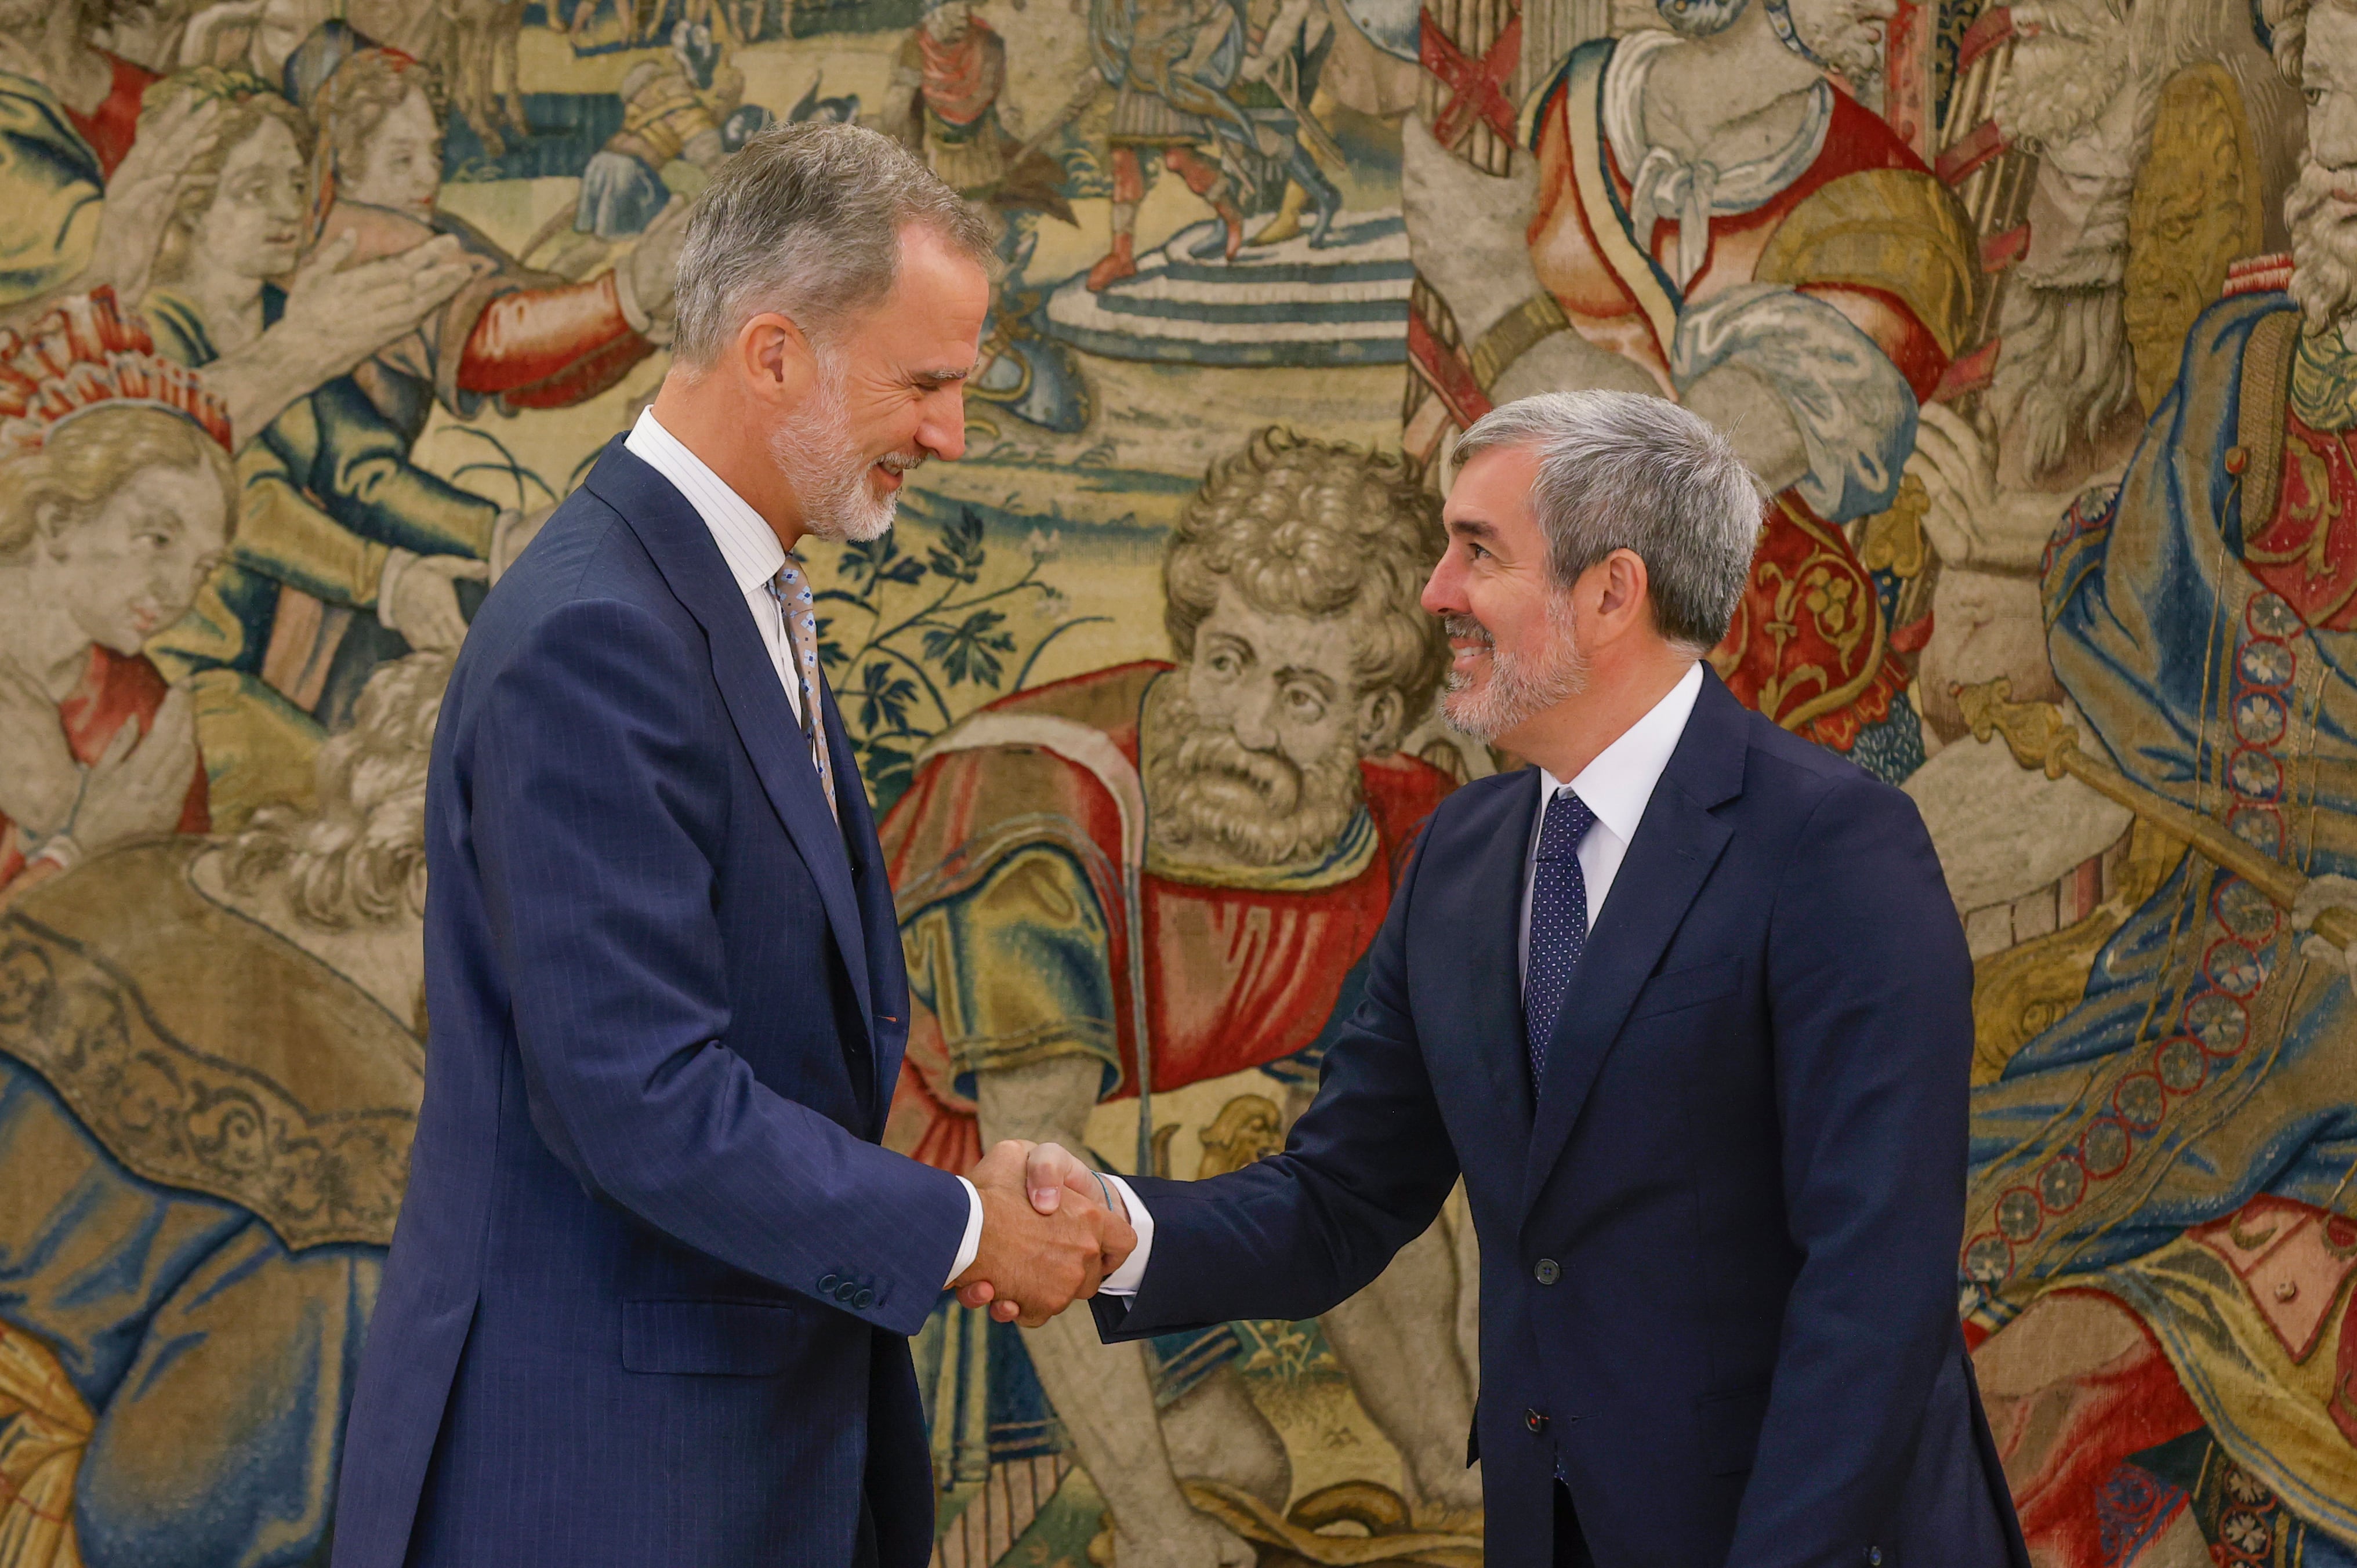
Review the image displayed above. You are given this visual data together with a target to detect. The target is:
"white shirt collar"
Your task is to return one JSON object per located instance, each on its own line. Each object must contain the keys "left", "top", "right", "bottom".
{"left": 624, "top": 407, "right": 785, "bottom": 592}
{"left": 1539, "top": 660, "right": 1705, "bottom": 844}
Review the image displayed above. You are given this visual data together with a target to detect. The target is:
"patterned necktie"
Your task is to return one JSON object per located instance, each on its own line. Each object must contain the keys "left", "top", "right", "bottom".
{"left": 1525, "top": 788, "right": 1597, "bottom": 1087}
{"left": 766, "top": 556, "right": 837, "bottom": 822}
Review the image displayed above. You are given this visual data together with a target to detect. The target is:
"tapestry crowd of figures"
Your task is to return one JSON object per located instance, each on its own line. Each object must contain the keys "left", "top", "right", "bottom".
{"left": 0, "top": 0, "right": 2353, "bottom": 1560}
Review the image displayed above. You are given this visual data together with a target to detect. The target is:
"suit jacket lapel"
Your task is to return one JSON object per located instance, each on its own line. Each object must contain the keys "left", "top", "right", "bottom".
{"left": 1520, "top": 672, "right": 1747, "bottom": 1219}
{"left": 1450, "top": 769, "right": 1541, "bottom": 1142}
{"left": 585, "top": 440, "right": 876, "bottom": 1033}
{"left": 817, "top": 668, "right": 908, "bottom": 1127}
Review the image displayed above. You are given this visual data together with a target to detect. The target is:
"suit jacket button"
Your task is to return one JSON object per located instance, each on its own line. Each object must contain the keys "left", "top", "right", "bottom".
{"left": 854, "top": 1288, "right": 875, "bottom": 1309}
{"left": 1533, "top": 1258, "right": 1561, "bottom": 1286}
{"left": 819, "top": 1273, "right": 839, "bottom": 1293}
{"left": 1524, "top": 1409, "right": 1549, "bottom": 1433}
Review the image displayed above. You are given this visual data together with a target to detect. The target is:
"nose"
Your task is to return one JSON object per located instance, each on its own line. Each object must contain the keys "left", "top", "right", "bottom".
{"left": 1230, "top": 677, "right": 1279, "bottom": 752}
{"left": 1422, "top": 551, "right": 1466, "bottom": 618}
{"left": 266, "top": 175, "right": 304, "bottom": 224}
{"left": 918, "top": 385, "right": 968, "bottom": 463}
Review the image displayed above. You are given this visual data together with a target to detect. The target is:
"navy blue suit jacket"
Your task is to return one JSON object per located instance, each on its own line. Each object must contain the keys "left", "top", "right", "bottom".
{"left": 1095, "top": 672, "right": 2031, "bottom": 1568}
{"left": 332, "top": 441, "right": 969, "bottom": 1568}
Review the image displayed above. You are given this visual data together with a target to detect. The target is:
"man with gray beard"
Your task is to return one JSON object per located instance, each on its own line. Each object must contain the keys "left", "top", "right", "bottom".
{"left": 1013, "top": 390, "right": 2027, "bottom": 1565}
{"left": 879, "top": 428, "right": 1478, "bottom": 1568}
{"left": 1955, "top": 1, "right": 2357, "bottom": 1555}
{"left": 333, "top": 123, "right": 1136, "bottom": 1568}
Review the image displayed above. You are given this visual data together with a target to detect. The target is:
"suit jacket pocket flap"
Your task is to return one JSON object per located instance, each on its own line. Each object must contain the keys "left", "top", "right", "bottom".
{"left": 1699, "top": 1383, "right": 1772, "bottom": 1475}
{"left": 1630, "top": 957, "right": 1742, "bottom": 1020}
{"left": 622, "top": 1298, "right": 806, "bottom": 1375}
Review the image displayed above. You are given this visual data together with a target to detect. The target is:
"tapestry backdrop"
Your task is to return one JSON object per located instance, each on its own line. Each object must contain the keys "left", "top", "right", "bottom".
{"left": 1, "top": 0, "right": 2351, "bottom": 1560}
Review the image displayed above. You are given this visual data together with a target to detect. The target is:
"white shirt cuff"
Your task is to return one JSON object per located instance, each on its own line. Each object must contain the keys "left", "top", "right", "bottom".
{"left": 1097, "top": 1173, "right": 1153, "bottom": 1296}
{"left": 944, "top": 1175, "right": 983, "bottom": 1288}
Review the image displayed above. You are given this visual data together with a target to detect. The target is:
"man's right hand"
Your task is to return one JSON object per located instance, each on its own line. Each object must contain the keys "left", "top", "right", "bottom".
{"left": 952, "top": 1140, "right": 1136, "bottom": 1327}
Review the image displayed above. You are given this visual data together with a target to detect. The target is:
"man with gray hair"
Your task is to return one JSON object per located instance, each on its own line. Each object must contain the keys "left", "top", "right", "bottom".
{"left": 1007, "top": 391, "right": 2031, "bottom": 1564}
{"left": 332, "top": 121, "right": 1134, "bottom": 1568}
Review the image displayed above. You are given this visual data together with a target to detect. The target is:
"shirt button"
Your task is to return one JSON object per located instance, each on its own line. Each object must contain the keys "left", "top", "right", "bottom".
{"left": 1866, "top": 1549, "right": 1882, "bottom": 1566}
{"left": 1534, "top": 1258, "right": 1561, "bottom": 1286}
{"left": 1524, "top": 1409, "right": 1549, "bottom": 1433}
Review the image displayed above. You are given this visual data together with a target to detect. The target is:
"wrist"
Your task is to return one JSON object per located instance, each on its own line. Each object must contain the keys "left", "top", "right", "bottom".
{"left": 1088, "top": 1167, "right": 1123, "bottom": 1222}
{"left": 31, "top": 832, "right": 84, "bottom": 875}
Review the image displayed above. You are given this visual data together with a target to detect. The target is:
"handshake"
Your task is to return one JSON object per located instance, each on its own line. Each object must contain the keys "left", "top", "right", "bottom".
{"left": 949, "top": 1140, "right": 1136, "bottom": 1327}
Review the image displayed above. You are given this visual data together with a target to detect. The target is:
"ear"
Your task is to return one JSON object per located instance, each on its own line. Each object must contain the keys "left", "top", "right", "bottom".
{"left": 1356, "top": 686, "right": 1406, "bottom": 756}
{"left": 734, "top": 310, "right": 822, "bottom": 407}
{"left": 1591, "top": 548, "right": 1653, "bottom": 638}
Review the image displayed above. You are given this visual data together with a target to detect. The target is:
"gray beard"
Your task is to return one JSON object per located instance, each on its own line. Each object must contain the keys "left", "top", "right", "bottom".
{"left": 1988, "top": 284, "right": 2137, "bottom": 481}
{"left": 2289, "top": 159, "right": 2357, "bottom": 336}
{"left": 1437, "top": 605, "right": 1588, "bottom": 742}
{"left": 1142, "top": 680, "right": 1367, "bottom": 869}
{"left": 767, "top": 357, "right": 907, "bottom": 545}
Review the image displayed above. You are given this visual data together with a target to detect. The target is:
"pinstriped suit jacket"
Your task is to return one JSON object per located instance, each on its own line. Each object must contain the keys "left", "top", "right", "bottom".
{"left": 332, "top": 438, "right": 967, "bottom": 1568}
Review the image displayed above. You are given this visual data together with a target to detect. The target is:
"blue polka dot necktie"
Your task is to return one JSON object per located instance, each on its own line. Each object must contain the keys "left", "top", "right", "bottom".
{"left": 766, "top": 555, "right": 837, "bottom": 822}
{"left": 1525, "top": 788, "right": 1597, "bottom": 1087}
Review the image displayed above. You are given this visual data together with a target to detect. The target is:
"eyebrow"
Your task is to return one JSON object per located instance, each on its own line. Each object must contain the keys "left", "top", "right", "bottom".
{"left": 1445, "top": 517, "right": 1500, "bottom": 541}
{"left": 914, "top": 362, "right": 977, "bottom": 387}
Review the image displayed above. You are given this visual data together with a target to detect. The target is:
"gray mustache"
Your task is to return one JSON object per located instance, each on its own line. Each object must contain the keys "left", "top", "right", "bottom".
{"left": 1442, "top": 614, "right": 1493, "bottom": 645}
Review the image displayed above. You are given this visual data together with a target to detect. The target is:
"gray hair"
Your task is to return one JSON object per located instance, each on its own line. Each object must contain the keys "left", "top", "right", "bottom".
{"left": 1453, "top": 391, "right": 1760, "bottom": 653}
{"left": 669, "top": 121, "right": 999, "bottom": 369}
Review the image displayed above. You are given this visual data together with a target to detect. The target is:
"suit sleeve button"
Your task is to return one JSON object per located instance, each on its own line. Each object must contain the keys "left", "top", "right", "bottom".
{"left": 854, "top": 1288, "right": 875, "bottom": 1309}
{"left": 836, "top": 1280, "right": 859, "bottom": 1303}
{"left": 818, "top": 1273, "right": 839, "bottom": 1293}
{"left": 1534, "top": 1258, "right": 1561, "bottom": 1285}
{"left": 1524, "top": 1409, "right": 1549, "bottom": 1433}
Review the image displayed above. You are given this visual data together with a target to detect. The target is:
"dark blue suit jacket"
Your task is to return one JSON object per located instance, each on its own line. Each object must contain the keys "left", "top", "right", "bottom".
{"left": 1095, "top": 672, "right": 2031, "bottom": 1568}
{"left": 332, "top": 441, "right": 969, "bottom": 1568}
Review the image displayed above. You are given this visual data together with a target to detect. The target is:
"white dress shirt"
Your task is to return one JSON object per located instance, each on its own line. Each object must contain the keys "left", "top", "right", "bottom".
{"left": 623, "top": 409, "right": 987, "bottom": 1286}
{"left": 1518, "top": 659, "right": 1703, "bottom": 982}
{"left": 1102, "top": 661, "right": 1705, "bottom": 1297}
